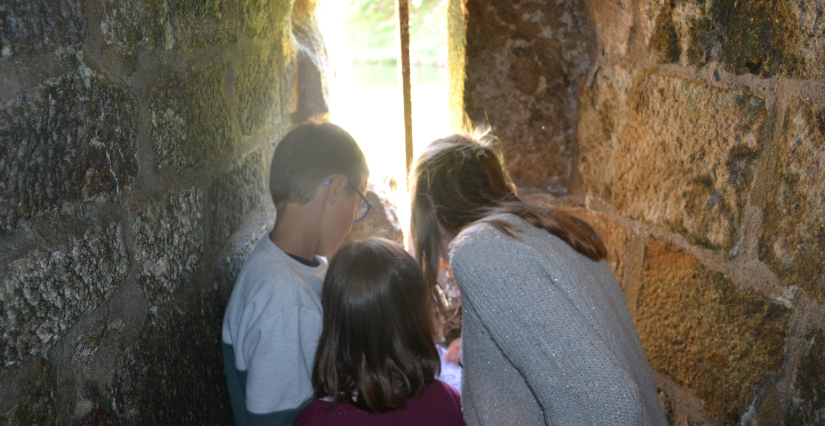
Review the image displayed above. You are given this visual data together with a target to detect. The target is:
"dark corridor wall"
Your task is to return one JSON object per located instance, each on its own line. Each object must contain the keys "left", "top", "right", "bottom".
{"left": 0, "top": 0, "right": 329, "bottom": 423}
{"left": 450, "top": 0, "right": 825, "bottom": 424}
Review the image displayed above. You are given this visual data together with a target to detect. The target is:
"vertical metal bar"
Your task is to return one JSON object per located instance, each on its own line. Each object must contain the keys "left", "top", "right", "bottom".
{"left": 396, "top": 0, "right": 413, "bottom": 188}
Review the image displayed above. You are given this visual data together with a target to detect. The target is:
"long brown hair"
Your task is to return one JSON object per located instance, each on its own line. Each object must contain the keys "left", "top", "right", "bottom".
{"left": 411, "top": 132, "right": 607, "bottom": 293}
{"left": 311, "top": 239, "right": 440, "bottom": 413}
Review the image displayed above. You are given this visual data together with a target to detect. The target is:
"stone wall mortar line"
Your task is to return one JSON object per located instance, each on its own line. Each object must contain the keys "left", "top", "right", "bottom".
{"left": 774, "top": 302, "right": 821, "bottom": 411}
{"left": 585, "top": 196, "right": 787, "bottom": 302}
{"left": 651, "top": 370, "right": 719, "bottom": 425}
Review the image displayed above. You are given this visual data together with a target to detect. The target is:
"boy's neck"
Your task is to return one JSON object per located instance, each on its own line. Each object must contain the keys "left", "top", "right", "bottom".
{"left": 270, "top": 203, "right": 322, "bottom": 261}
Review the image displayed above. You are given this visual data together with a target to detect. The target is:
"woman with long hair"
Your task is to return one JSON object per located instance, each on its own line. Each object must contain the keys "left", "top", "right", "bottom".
{"left": 411, "top": 133, "right": 667, "bottom": 425}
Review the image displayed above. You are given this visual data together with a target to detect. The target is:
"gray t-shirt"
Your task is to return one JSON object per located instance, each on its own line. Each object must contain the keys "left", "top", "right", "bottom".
{"left": 222, "top": 233, "right": 327, "bottom": 426}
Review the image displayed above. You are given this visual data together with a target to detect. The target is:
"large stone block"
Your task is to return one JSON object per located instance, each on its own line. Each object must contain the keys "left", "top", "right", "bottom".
{"left": 463, "top": 0, "right": 596, "bottom": 191}
{"left": 100, "top": 0, "right": 239, "bottom": 52}
{"left": 579, "top": 73, "right": 765, "bottom": 251}
{"left": 759, "top": 99, "right": 825, "bottom": 305}
{"left": 236, "top": 44, "right": 294, "bottom": 136}
{"left": 134, "top": 188, "right": 203, "bottom": 304}
{"left": 0, "top": 224, "right": 128, "bottom": 368}
{"left": 0, "top": 0, "right": 85, "bottom": 57}
{"left": 636, "top": 239, "right": 790, "bottom": 421}
{"left": 109, "top": 287, "right": 231, "bottom": 425}
{"left": 786, "top": 327, "right": 825, "bottom": 425}
{"left": 0, "top": 67, "right": 139, "bottom": 232}
{"left": 149, "top": 64, "right": 234, "bottom": 170}
{"left": 646, "top": 0, "right": 825, "bottom": 79}
{"left": 210, "top": 152, "right": 265, "bottom": 249}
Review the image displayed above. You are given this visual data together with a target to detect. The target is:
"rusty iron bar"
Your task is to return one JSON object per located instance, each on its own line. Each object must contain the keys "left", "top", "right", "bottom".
{"left": 396, "top": 0, "right": 414, "bottom": 188}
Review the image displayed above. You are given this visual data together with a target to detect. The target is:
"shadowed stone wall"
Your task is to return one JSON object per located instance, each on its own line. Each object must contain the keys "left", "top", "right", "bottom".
{"left": 0, "top": 0, "right": 329, "bottom": 424}
{"left": 451, "top": 0, "right": 825, "bottom": 424}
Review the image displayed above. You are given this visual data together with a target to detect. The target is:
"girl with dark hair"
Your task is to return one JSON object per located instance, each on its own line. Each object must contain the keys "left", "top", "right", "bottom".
{"left": 294, "top": 239, "right": 466, "bottom": 426}
{"left": 411, "top": 133, "right": 667, "bottom": 425}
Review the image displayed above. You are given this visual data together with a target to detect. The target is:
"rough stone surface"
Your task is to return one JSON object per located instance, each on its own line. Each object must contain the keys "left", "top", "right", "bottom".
{"left": 149, "top": 64, "right": 233, "bottom": 170}
{"left": 584, "top": 0, "right": 632, "bottom": 57}
{"left": 342, "top": 183, "right": 404, "bottom": 246}
{"left": 463, "top": 0, "right": 596, "bottom": 191}
{"left": 100, "top": 0, "right": 239, "bottom": 52}
{"left": 646, "top": 0, "right": 825, "bottom": 79}
{"left": 0, "top": 364, "right": 56, "bottom": 425}
{"left": 575, "top": 64, "right": 634, "bottom": 202}
{"left": 210, "top": 151, "right": 265, "bottom": 249}
{"left": 242, "top": 0, "right": 293, "bottom": 40}
{"left": 236, "top": 44, "right": 293, "bottom": 136}
{"left": 293, "top": 0, "right": 330, "bottom": 123}
{"left": 0, "top": 224, "right": 128, "bottom": 368}
{"left": 0, "top": 0, "right": 86, "bottom": 57}
{"left": 133, "top": 188, "right": 203, "bottom": 304}
{"left": 636, "top": 238, "right": 790, "bottom": 421}
{"left": 579, "top": 73, "right": 765, "bottom": 251}
{"left": 109, "top": 287, "right": 231, "bottom": 425}
{"left": 759, "top": 99, "right": 825, "bottom": 305}
{"left": 786, "top": 327, "right": 825, "bottom": 425}
{"left": 0, "top": 66, "right": 139, "bottom": 232}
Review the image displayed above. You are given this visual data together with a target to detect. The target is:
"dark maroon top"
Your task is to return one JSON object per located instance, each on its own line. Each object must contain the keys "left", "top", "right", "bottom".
{"left": 294, "top": 380, "right": 466, "bottom": 426}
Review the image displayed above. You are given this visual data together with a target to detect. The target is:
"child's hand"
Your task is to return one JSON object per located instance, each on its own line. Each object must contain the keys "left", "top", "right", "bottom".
{"left": 445, "top": 338, "right": 462, "bottom": 365}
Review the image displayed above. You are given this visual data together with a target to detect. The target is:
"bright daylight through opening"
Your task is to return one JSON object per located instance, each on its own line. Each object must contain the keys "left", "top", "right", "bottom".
{"left": 317, "top": 0, "right": 451, "bottom": 243}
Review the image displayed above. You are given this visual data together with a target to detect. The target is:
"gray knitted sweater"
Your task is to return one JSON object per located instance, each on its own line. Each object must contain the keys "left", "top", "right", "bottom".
{"left": 449, "top": 214, "right": 667, "bottom": 426}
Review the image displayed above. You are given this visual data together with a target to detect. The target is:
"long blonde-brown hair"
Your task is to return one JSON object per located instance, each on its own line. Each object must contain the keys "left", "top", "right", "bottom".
{"left": 411, "top": 132, "right": 607, "bottom": 294}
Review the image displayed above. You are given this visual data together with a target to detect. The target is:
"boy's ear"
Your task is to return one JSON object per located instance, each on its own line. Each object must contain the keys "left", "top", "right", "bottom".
{"left": 325, "top": 174, "right": 349, "bottom": 205}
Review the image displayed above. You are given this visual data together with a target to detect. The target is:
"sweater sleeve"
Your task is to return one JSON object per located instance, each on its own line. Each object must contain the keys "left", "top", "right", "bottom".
{"left": 449, "top": 226, "right": 645, "bottom": 426}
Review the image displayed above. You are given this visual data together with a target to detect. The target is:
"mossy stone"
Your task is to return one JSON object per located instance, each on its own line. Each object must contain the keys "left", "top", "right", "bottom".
{"left": 149, "top": 64, "right": 234, "bottom": 170}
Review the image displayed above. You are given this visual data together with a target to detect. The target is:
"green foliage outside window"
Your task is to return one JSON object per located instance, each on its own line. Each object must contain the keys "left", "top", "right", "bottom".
{"left": 343, "top": 0, "right": 447, "bottom": 64}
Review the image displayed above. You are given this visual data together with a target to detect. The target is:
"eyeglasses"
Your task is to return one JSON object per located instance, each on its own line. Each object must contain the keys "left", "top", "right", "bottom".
{"left": 323, "top": 179, "right": 373, "bottom": 223}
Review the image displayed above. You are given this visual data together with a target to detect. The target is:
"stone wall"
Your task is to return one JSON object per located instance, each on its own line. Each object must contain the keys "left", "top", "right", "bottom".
{"left": 451, "top": 0, "right": 825, "bottom": 424}
{"left": 0, "top": 0, "right": 328, "bottom": 424}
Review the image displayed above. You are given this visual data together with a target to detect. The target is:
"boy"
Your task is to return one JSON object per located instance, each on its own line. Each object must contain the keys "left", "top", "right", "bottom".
{"left": 222, "top": 122, "right": 370, "bottom": 426}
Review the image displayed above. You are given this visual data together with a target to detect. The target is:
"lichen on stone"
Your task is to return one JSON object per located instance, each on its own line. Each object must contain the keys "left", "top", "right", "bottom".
{"left": 100, "top": 0, "right": 239, "bottom": 52}
{"left": 759, "top": 98, "right": 825, "bottom": 305}
{"left": 133, "top": 187, "right": 203, "bottom": 304}
{"left": 210, "top": 152, "right": 265, "bottom": 249}
{"left": 636, "top": 239, "right": 790, "bottom": 422}
{"left": 0, "top": 65, "right": 139, "bottom": 232}
{"left": 647, "top": 0, "right": 824, "bottom": 78}
{"left": 0, "top": 224, "right": 128, "bottom": 368}
{"left": 0, "top": 364, "right": 56, "bottom": 425}
{"left": 0, "top": 0, "right": 86, "bottom": 57}
{"left": 149, "top": 64, "right": 233, "bottom": 170}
